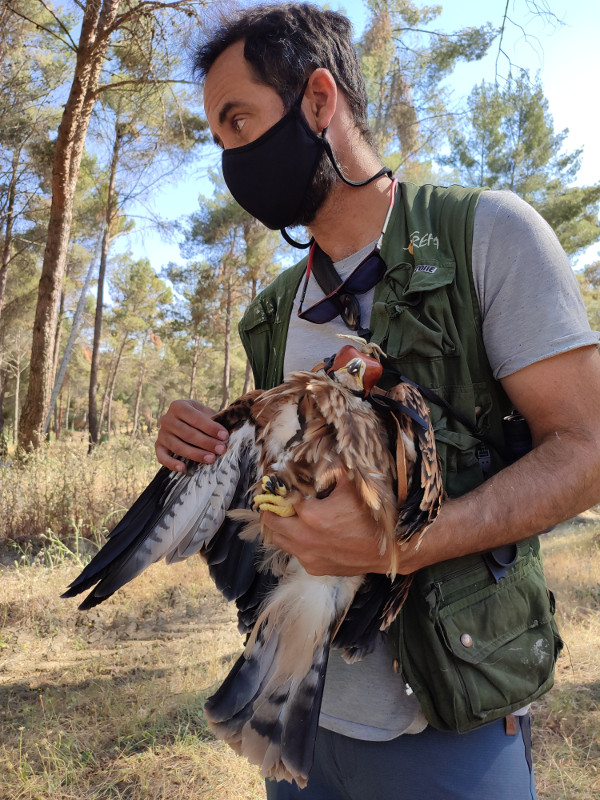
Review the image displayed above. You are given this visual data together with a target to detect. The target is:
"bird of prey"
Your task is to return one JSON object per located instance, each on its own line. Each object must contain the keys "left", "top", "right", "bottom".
{"left": 63, "top": 337, "right": 442, "bottom": 787}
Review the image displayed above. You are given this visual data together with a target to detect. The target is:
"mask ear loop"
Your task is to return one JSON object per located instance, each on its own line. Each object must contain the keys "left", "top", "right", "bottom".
{"left": 279, "top": 80, "right": 317, "bottom": 249}
{"left": 281, "top": 228, "right": 313, "bottom": 249}
{"left": 280, "top": 80, "right": 392, "bottom": 247}
{"left": 320, "top": 128, "right": 392, "bottom": 187}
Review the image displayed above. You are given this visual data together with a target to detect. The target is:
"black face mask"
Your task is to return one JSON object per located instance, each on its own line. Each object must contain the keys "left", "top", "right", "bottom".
{"left": 221, "top": 83, "right": 391, "bottom": 238}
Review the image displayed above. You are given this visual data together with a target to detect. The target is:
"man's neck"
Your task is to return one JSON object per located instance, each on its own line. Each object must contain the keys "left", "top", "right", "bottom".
{"left": 308, "top": 173, "right": 395, "bottom": 262}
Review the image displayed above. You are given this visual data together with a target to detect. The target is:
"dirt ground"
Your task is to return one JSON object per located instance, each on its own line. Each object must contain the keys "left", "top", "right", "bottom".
{"left": 0, "top": 519, "right": 599, "bottom": 799}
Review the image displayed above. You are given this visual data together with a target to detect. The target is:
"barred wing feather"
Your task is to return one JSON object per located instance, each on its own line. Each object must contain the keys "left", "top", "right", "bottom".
{"left": 62, "top": 423, "right": 260, "bottom": 610}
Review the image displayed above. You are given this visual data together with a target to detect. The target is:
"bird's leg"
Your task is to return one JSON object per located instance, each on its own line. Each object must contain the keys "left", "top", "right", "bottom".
{"left": 252, "top": 474, "right": 296, "bottom": 517}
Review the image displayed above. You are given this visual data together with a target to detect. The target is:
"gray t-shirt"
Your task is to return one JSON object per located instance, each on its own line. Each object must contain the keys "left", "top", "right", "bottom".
{"left": 283, "top": 190, "right": 599, "bottom": 741}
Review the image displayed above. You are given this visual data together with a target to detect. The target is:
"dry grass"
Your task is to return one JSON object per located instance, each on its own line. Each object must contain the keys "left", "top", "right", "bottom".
{"left": 0, "top": 556, "right": 264, "bottom": 799}
{"left": 0, "top": 437, "right": 158, "bottom": 548}
{"left": 532, "top": 517, "right": 600, "bottom": 800}
{"left": 0, "top": 513, "right": 598, "bottom": 798}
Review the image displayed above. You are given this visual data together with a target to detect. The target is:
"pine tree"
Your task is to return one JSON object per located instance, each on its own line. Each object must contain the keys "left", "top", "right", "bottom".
{"left": 358, "top": 0, "right": 496, "bottom": 172}
{"left": 445, "top": 72, "right": 600, "bottom": 256}
{"left": 13, "top": 0, "right": 205, "bottom": 450}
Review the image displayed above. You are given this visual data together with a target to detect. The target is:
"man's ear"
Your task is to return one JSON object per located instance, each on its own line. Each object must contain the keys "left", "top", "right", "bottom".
{"left": 302, "top": 68, "right": 337, "bottom": 133}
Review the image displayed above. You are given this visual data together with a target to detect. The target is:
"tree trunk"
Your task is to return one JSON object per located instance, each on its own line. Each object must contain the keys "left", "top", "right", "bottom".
{"left": 89, "top": 122, "right": 122, "bottom": 446}
{"left": 53, "top": 287, "right": 66, "bottom": 389}
{"left": 220, "top": 275, "right": 233, "bottom": 410}
{"left": 53, "top": 399, "right": 59, "bottom": 440}
{"left": 43, "top": 234, "right": 102, "bottom": 435}
{"left": 0, "top": 147, "right": 20, "bottom": 329}
{"left": 18, "top": 0, "right": 122, "bottom": 452}
{"left": 65, "top": 387, "right": 71, "bottom": 433}
{"left": 0, "top": 5, "right": 10, "bottom": 67}
{"left": 13, "top": 353, "right": 21, "bottom": 446}
{"left": 98, "top": 349, "right": 116, "bottom": 434}
{"left": 88, "top": 229, "right": 109, "bottom": 447}
{"left": 131, "top": 359, "right": 145, "bottom": 438}
{"left": 106, "top": 333, "right": 128, "bottom": 440}
{"left": 189, "top": 333, "right": 201, "bottom": 399}
{"left": 0, "top": 369, "right": 6, "bottom": 436}
{"left": 56, "top": 390, "right": 64, "bottom": 440}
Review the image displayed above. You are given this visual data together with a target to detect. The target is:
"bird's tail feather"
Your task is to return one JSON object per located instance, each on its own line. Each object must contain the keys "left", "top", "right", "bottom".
{"left": 204, "top": 567, "right": 360, "bottom": 787}
{"left": 205, "top": 627, "right": 329, "bottom": 787}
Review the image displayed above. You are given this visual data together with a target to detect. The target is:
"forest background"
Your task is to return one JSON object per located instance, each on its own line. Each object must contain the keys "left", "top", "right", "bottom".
{"left": 1, "top": 0, "right": 600, "bottom": 457}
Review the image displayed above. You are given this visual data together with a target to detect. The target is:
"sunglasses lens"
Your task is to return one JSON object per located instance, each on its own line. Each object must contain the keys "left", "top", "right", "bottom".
{"left": 342, "top": 254, "right": 386, "bottom": 293}
{"left": 299, "top": 296, "right": 344, "bottom": 324}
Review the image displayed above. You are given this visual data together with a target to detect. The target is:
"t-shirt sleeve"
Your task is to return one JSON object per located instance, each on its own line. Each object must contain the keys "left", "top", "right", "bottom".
{"left": 471, "top": 190, "right": 599, "bottom": 380}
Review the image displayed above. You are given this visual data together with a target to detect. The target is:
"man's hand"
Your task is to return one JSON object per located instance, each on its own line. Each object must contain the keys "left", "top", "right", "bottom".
{"left": 262, "top": 471, "right": 392, "bottom": 576}
{"left": 155, "top": 399, "right": 229, "bottom": 472}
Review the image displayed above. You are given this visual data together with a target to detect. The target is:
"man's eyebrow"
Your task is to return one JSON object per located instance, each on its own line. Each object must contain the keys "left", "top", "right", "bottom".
{"left": 211, "top": 100, "right": 248, "bottom": 147}
{"left": 219, "top": 100, "right": 242, "bottom": 125}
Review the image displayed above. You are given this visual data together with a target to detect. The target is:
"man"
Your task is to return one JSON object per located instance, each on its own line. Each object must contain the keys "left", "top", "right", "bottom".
{"left": 155, "top": 4, "right": 600, "bottom": 798}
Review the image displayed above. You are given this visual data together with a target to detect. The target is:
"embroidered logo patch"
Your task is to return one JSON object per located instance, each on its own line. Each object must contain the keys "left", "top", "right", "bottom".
{"left": 414, "top": 265, "right": 438, "bottom": 274}
{"left": 404, "top": 231, "right": 440, "bottom": 253}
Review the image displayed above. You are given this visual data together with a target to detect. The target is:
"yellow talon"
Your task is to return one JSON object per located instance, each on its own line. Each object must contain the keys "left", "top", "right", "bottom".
{"left": 252, "top": 473, "right": 294, "bottom": 516}
{"left": 261, "top": 474, "right": 288, "bottom": 496}
{"left": 259, "top": 501, "right": 296, "bottom": 517}
{"left": 252, "top": 493, "right": 296, "bottom": 517}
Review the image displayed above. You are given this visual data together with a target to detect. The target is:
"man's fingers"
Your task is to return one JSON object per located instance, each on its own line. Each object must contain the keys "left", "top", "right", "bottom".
{"left": 155, "top": 399, "right": 230, "bottom": 465}
{"left": 155, "top": 444, "right": 187, "bottom": 472}
{"left": 163, "top": 417, "right": 228, "bottom": 452}
{"left": 160, "top": 400, "right": 228, "bottom": 442}
{"left": 155, "top": 431, "right": 225, "bottom": 465}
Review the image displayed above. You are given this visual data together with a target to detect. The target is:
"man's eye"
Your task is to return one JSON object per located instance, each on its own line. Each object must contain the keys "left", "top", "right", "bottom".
{"left": 233, "top": 118, "right": 246, "bottom": 133}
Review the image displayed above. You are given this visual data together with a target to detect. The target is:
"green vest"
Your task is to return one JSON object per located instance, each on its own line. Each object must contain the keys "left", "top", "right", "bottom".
{"left": 239, "top": 182, "right": 510, "bottom": 496}
{"left": 238, "top": 182, "right": 562, "bottom": 732}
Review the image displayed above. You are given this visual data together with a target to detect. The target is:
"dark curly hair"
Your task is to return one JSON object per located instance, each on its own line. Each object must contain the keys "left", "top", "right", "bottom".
{"left": 193, "top": 2, "right": 373, "bottom": 146}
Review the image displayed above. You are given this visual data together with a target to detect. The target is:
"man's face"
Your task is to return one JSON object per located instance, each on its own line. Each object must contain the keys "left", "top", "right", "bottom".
{"left": 204, "top": 40, "right": 285, "bottom": 151}
{"left": 203, "top": 40, "right": 336, "bottom": 227}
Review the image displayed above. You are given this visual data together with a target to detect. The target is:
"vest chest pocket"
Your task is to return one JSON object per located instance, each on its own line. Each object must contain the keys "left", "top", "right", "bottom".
{"left": 370, "top": 261, "right": 461, "bottom": 361}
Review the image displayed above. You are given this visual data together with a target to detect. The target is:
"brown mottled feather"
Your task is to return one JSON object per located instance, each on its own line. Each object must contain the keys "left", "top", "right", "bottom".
{"left": 385, "top": 381, "right": 444, "bottom": 545}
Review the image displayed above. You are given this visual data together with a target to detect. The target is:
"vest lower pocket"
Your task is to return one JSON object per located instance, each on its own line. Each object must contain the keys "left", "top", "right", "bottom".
{"left": 397, "top": 539, "right": 563, "bottom": 732}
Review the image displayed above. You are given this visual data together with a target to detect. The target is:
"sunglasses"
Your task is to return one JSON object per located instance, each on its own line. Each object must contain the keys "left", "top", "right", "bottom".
{"left": 297, "top": 245, "right": 387, "bottom": 325}
{"left": 297, "top": 177, "right": 397, "bottom": 326}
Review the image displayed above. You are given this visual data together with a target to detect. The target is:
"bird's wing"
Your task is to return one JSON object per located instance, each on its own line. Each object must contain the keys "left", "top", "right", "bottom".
{"left": 199, "top": 434, "right": 278, "bottom": 633}
{"left": 385, "top": 380, "right": 444, "bottom": 543}
{"left": 334, "top": 379, "right": 445, "bottom": 650}
{"left": 62, "top": 396, "right": 265, "bottom": 611}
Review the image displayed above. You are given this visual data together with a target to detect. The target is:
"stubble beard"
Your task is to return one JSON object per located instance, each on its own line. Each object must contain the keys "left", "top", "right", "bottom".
{"left": 290, "top": 149, "right": 338, "bottom": 228}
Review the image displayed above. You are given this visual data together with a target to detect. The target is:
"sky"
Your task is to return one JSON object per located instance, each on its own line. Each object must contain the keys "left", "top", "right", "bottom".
{"left": 125, "top": 0, "right": 600, "bottom": 271}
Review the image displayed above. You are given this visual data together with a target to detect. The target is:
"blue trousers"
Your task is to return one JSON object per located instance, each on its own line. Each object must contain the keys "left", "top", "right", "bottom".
{"left": 266, "top": 716, "right": 536, "bottom": 800}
